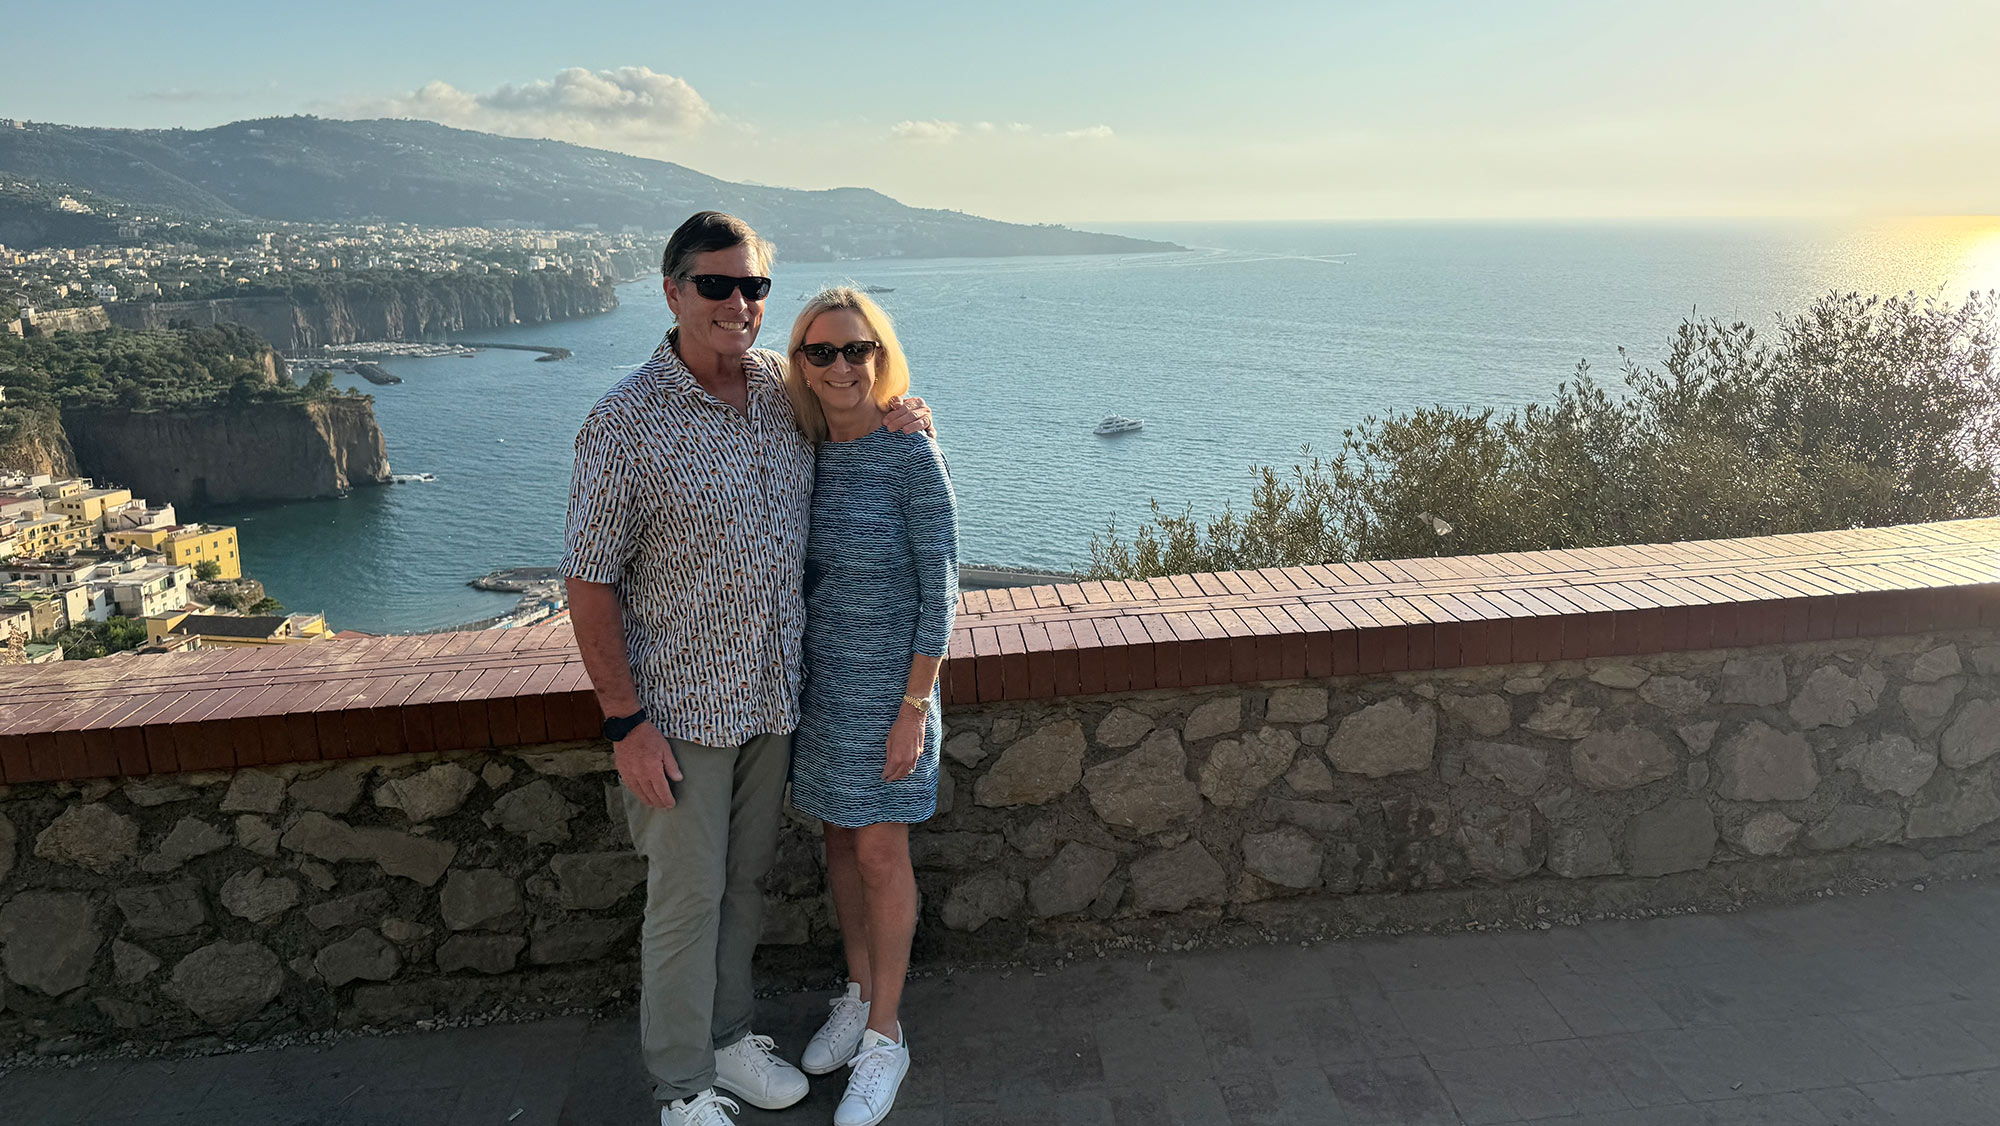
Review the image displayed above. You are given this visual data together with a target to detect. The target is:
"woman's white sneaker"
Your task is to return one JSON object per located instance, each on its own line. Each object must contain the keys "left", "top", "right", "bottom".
{"left": 835, "top": 1029, "right": 911, "bottom": 1126}
{"left": 802, "top": 983, "right": 871, "bottom": 1075}
{"left": 713, "top": 1032, "right": 809, "bottom": 1109}
{"left": 661, "top": 1088, "right": 740, "bottom": 1126}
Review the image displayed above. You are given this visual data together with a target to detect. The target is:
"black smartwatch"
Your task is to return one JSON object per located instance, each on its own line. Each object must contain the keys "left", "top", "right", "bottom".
{"left": 601, "top": 708, "right": 648, "bottom": 743}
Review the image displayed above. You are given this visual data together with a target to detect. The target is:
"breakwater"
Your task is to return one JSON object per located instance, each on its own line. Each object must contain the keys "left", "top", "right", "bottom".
{"left": 453, "top": 342, "right": 571, "bottom": 362}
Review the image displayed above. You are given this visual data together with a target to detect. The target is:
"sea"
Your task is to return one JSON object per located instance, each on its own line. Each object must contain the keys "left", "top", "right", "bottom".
{"left": 194, "top": 218, "right": 2000, "bottom": 635}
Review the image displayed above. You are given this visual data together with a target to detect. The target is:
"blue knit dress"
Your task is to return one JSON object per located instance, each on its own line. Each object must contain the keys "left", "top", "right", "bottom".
{"left": 790, "top": 427, "right": 959, "bottom": 828}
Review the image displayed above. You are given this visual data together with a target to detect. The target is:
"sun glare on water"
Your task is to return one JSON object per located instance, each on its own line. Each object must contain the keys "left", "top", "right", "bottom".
{"left": 1948, "top": 219, "right": 2000, "bottom": 296}
{"left": 1846, "top": 216, "right": 2000, "bottom": 297}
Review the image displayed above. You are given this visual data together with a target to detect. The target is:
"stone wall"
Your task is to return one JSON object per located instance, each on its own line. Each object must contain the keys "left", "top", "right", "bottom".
{"left": 5, "top": 629, "right": 2000, "bottom": 1051}
{"left": 21, "top": 305, "right": 111, "bottom": 336}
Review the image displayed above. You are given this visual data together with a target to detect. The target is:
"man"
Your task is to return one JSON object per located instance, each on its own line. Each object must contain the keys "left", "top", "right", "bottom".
{"left": 562, "top": 211, "right": 929, "bottom": 1126}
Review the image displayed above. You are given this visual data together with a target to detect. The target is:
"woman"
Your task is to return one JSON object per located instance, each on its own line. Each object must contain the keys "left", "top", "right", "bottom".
{"left": 783, "top": 287, "right": 957, "bottom": 1126}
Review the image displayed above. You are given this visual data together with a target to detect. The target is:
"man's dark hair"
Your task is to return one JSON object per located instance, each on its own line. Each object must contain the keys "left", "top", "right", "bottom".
{"left": 661, "top": 211, "right": 773, "bottom": 280}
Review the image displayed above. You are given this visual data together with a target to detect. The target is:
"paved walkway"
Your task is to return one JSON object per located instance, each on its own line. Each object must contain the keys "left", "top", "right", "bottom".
{"left": 11, "top": 880, "right": 2000, "bottom": 1124}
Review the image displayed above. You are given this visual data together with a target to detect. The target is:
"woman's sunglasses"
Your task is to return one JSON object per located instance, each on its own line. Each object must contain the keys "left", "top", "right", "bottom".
{"left": 798, "top": 341, "right": 882, "bottom": 367}
{"left": 682, "top": 274, "right": 773, "bottom": 301}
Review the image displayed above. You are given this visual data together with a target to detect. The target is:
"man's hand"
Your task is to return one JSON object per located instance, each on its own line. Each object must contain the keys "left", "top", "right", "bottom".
{"left": 616, "top": 723, "right": 683, "bottom": 809}
{"left": 884, "top": 712, "right": 925, "bottom": 781}
{"left": 884, "top": 395, "right": 934, "bottom": 436}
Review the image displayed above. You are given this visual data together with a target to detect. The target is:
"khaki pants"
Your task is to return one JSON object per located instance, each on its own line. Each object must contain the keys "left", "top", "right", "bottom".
{"left": 622, "top": 731, "right": 790, "bottom": 1103}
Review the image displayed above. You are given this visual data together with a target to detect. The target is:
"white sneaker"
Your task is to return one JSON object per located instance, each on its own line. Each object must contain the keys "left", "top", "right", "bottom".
{"left": 802, "top": 983, "right": 871, "bottom": 1075}
{"left": 835, "top": 1028, "right": 911, "bottom": 1126}
{"left": 713, "top": 1031, "right": 809, "bottom": 1110}
{"left": 661, "top": 1088, "right": 740, "bottom": 1126}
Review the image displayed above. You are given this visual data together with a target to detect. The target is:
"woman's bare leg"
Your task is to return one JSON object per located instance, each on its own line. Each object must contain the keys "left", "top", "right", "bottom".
{"left": 852, "top": 822, "right": 916, "bottom": 1038}
{"left": 822, "top": 824, "right": 873, "bottom": 999}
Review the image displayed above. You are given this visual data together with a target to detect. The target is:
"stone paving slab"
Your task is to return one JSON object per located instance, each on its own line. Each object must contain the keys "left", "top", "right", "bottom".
{"left": 13, "top": 880, "right": 2000, "bottom": 1124}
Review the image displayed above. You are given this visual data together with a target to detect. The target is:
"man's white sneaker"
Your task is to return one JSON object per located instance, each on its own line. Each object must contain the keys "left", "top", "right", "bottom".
{"left": 802, "top": 983, "right": 871, "bottom": 1075}
{"left": 835, "top": 1029, "right": 911, "bottom": 1126}
{"left": 713, "top": 1032, "right": 809, "bottom": 1110}
{"left": 661, "top": 1088, "right": 740, "bottom": 1126}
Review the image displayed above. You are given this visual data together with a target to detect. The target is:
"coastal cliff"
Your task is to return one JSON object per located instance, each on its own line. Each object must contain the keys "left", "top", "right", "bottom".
{"left": 106, "top": 271, "right": 618, "bottom": 350}
{"left": 0, "top": 409, "right": 76, "bottom": 477}
{"left": 62, "top": 397, "right": 390, "bottom": 503}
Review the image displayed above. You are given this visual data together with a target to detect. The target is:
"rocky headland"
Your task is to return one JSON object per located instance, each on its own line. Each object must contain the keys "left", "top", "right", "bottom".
{"left": 62, "top": 398, "right": 391, "bottom": 504}
{"left": 105, "top": 272, "right": 617, "bottom": 351}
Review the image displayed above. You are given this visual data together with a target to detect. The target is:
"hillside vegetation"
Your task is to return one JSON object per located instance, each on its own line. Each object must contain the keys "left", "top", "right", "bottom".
{"left": 1091, "top": 291, "right": 2000, "bottom": 579}
{"left": 0, "top": 322, "right": 337, "bottom": 442}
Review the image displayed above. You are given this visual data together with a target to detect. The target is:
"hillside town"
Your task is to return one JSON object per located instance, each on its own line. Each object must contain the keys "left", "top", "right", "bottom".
{"left": 0, "top": 177, "right": 655, "bottom": 325}
{"left": 0, "top": 470, "right": 329, "bottom": 662}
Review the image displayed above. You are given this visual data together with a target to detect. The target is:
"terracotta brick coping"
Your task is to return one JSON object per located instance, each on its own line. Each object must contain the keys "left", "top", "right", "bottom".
{"left": 3, "top": 519, "right": 1999, "bottom": 784}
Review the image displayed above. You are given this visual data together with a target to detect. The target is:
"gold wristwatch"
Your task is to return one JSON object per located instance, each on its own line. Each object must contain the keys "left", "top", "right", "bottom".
{"left": 901, "top": 694, "right": 931, "bottom": 714}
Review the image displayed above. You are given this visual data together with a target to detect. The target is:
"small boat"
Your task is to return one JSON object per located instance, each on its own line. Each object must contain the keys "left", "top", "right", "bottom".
{"left": 1094, "top": 416, "right": 1145, "bottom": 436}
{"left": 389, "top": 472, "right": 438, "bottom": 484}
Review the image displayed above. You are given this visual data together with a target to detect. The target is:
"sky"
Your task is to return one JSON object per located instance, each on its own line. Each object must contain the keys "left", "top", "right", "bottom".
{"left": 6, "top": 0, "right": 1999, "bottom": 224}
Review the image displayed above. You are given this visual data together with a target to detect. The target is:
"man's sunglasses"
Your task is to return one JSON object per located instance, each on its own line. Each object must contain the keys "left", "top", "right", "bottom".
{"left": 798, "top": 341, "right": 882, "bottom": 367}
{"left": 682, "top": 274, "right": 772, "bottom": 301}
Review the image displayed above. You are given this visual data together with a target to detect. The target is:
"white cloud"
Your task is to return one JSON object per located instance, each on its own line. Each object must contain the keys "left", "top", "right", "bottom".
{"left": 1058, "top": 125, "right": 1115, "bottom": 142}
{"left": 380, "top": 66, "right": 714, "bottom": 142}
{"left": 890, "top": 119, "right": 962, "bottom": 143}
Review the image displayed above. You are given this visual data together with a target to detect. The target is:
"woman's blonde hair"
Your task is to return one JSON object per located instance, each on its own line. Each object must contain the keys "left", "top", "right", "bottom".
{"left": 783, "top": 286, "right": 911, "bottom": 446}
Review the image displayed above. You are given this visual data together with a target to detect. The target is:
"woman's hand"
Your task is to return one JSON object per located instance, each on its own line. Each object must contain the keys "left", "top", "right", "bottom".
{"left": 884, "top": 709, "right": 925, "bottom": 781}
{"left": 884, "top": 395, "right": 934, "bottom": 436}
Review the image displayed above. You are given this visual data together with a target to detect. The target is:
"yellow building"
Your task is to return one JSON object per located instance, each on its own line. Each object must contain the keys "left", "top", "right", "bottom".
{"left": 49, "top": 487, "right": 132, "bottom": 531}
{"left": 145, "top": 610, "right": 331, "bottom": 648}
{"left": 8, "top": 512, "right": 95, "bottom": 557}
{"left": 105, "top": 523, "right": 242, "bottom": 579}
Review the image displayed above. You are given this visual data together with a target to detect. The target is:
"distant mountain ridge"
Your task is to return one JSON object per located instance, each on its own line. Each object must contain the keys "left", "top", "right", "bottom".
{"left": 0, "top": 117, "right": 1181, "bottom": 261}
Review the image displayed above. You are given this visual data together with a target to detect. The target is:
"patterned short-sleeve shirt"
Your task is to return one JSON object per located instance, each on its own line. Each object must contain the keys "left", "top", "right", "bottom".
{"left": 560, "top": 329, "right": 814, "bottom": 747}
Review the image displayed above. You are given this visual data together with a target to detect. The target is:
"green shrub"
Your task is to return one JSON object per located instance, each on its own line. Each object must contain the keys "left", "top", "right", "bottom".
{"left": 1090, "top": 291, "right": 2000, "bottom": 579}
{"left": 49, "top": 616, "right": 149, "bottom": 660}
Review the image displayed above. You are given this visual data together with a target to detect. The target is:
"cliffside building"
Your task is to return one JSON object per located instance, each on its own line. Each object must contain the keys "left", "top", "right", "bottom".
{"left": 49, "top": 485, "right": 133, "bottom": 532}
{"left": 101, "top": 563, "right": 194, "bottom": 619}
{"left": 145, "top": 610, "right": 330, "bottom": 649}
{"left": 0, "top": 608, "right": 61, "bottom": 663}
{"left": 3, "top": 556, "right": 112, "bottom": 588}
{"left": 105, "top": 523, "right": 241, "bottom": 579}
{"left": 0, "top": 471, "right": 263, "bottom": 653}
{"left": 3, "top": 554, "right": 188, "bottom": 628}
{"left": 0, "top": 603, "right": 29, "bottom": 648}
{"left": 0, "top": 586, "right": 74, "bottom": 635}
{"left": 2, "top": 511, "right": 94, "bottom": 557}
{"left": 107, "top": 501, "right": 176, "bottom": 533}
{"left": 4, "top": 476, "right": 176, "bottom": 563}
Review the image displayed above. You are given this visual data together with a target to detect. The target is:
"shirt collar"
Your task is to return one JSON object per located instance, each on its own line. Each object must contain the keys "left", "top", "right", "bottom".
{"left": 650, "top": 328, "right": 699, "bottom": 397}
{"left": 650, "top": 327, "right": 782, "bottom": 411}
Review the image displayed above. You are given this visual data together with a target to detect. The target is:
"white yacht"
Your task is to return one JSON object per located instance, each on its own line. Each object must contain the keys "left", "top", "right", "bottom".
{"left": 1094, "top": 416, "right": 1145, "bottom": 436}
